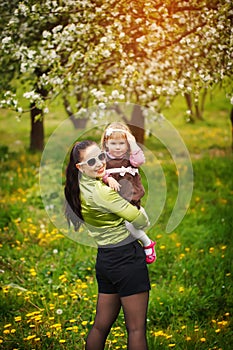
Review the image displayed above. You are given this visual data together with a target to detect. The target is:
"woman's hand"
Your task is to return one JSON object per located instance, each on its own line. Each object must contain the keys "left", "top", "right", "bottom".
{"left": 107, "top": 177, "right": 121, "bottom": 191}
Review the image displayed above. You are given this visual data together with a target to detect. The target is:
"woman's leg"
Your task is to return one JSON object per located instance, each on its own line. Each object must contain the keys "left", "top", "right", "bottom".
{"left": 121, "top": 291, "right": 149, "bottom": 350}
{"left": 85, "top": 293, "right": 121, "bottom": 350}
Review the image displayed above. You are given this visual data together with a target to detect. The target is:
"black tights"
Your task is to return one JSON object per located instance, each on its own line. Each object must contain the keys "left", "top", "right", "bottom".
{"left": 85, "top": 291, "right": 149, "bottom": 350}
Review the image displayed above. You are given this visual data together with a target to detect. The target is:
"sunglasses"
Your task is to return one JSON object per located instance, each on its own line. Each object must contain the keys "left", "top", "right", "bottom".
{"left": 77, "top": 152, "right": 106, "bottom": 167}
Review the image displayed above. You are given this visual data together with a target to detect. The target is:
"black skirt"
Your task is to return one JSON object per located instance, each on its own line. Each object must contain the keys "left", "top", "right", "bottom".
{"left": 96, "top": 240, "right": 151, "bottom": 297}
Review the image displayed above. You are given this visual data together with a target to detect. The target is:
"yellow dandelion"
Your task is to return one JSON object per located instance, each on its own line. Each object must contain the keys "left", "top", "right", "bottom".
{"left": 72, "top": 326, "right": 78, "bottom": 332}
{"left": 4, "top": 324, "right": 12, "bottom": 328}
{"left": 29, "top": 268, "right": 37, "bottom": 277}
{"left": 59, "top": 339, "right": 66, "bottom": 343}
{"left": 14, "top": 316, "right": 22, "bottom": 322}
{"left": 26, "top": 335, "right": 36, "bottom": 340}
{"left": 69, "top": 319, "right": 76, "bottom": 323}
{"left": 168, "top": 344, "right": 176, "bottom": 348}
{"left": 220, "top": 198, "right": 227, "bottom": 204}
{"left": 200, "top": 337, "right": 206, "bottom": 342}
{"left": 186, "top": 336, "right": 191, "bottom": 341}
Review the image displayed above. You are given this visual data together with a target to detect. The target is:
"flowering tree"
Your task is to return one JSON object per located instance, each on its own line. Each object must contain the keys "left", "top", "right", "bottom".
{"left": 0, "top": 0, "right": 232, "bottom": 149}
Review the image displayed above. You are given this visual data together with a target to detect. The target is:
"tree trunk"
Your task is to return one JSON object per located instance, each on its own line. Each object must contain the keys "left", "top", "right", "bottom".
{"left": 128, "top": 104, "right": 145, "bottom": 145}
{"left": 185, "top": 90, "right": 207, "bottom": 121}
{"left": 194, "top": 102, "right": 203, "bottom": 120}
{"left": 200, "top": 88, "right": 207, "bottom": 118}
{"left": 184, "top": 93, "right": 195, "bottom": 122}
{"left": 63, "top": 95, "right": 88, "bottom": 129}
{"left": 30, "top": 103, "right": 44, "bottom": 151}
{"left": 230, "top": 107, "right": 233, "bottom": 151}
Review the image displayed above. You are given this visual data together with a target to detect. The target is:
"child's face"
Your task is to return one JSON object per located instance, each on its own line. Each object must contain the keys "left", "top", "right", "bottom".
{"left": 106, "top": 137, "right": 128, "bottom": 158}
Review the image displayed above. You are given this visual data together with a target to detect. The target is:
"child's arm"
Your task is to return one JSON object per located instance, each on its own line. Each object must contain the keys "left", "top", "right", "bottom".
{"left": 103, "top": 173, "right": 121, "bottom": 192}
{"left": 126, "top": 131, "right": 145, "bottom": 167}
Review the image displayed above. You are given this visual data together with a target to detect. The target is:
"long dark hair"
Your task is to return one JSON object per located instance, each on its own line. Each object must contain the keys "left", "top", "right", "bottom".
{"left": 64, "top": 140, "right": 96, "bottom": 231}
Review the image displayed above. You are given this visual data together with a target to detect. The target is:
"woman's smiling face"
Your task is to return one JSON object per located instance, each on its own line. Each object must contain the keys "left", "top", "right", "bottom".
{"left": 76, "top": 144, "right": 106, "bottom": 178}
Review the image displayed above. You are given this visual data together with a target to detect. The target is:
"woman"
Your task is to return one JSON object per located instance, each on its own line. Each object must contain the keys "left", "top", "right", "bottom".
{"left": 64, "top": 140, "right": 151, "bottom": 350}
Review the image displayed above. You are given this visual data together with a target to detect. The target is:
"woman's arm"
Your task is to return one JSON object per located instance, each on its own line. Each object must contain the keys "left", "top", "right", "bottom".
{"left": 93, "top": 182, "right": 149, "bottom": 229}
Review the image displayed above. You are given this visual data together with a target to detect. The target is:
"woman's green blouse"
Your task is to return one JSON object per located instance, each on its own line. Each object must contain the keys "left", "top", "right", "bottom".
{"left": 80, "top": 174, "right": 148, "bottom": 246}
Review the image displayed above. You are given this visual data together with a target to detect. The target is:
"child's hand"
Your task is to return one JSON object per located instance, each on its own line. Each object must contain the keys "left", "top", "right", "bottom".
{"left": 126, "top": 131, "right": 136, "bottom": 145}
{"left": 107, "top": 177, "right": 121, "bottom": 191}
{"left": 126, "top": 131, "right": 141, "bottom": 153}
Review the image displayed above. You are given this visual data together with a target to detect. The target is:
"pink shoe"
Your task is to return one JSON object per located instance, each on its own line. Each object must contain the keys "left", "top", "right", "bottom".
{"left": 144, "top": 240, "right": 156, "bottom": 264}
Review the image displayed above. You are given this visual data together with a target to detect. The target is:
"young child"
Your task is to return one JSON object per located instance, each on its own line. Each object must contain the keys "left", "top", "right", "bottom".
{"left": 101, "top": 121, "right": 156, "bottom": 264}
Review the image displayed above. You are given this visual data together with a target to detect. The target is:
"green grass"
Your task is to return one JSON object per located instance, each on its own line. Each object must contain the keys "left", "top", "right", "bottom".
{"left": 0, "top": 89, "right": 232, "bottom": 349}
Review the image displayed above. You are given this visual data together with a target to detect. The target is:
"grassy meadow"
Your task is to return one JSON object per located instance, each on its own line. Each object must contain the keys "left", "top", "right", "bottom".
{"left": 0, "top": 89, "right": 233, "bottom": 349}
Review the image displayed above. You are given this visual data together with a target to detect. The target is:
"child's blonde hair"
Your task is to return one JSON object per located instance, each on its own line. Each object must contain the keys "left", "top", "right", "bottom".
{"left": 101, "top": 122, "right": 132, "bottom": 151}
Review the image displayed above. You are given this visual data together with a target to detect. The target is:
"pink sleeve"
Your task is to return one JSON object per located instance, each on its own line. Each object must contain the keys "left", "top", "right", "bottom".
{"left": 129, "top": 149, "right": 145, "bottom": 167}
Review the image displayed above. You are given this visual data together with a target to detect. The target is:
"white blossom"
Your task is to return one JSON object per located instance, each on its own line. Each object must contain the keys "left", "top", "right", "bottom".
{"left": 98, "top": 102, "right": 106, "bottom": 109}
{"left": 2, "top": 36, "right": 11, "bottom": 44}
{"left": 136, "top": 36, "right": 146, "bottom": 43}
{"left": 102, "top": 49, "right": 111, "bottom": 58}
{"left": 42, "top": 30, "right": 51, "bottom": 38}
{"left": 23, "top": 91, "right": 40, "bottom": 101}
{"left": 100, "top": 37, "right": 108, "bottom": 43}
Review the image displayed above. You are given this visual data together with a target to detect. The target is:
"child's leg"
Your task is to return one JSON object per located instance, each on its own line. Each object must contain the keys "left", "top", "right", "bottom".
{"left": 125, "top": 221, "right": 156, "bottom": 264}
{"left": 139, "top": 206, "right": 150, "bottom": 226}
{"left": 125, "top": 221, "right": 151, "bottom": 246}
